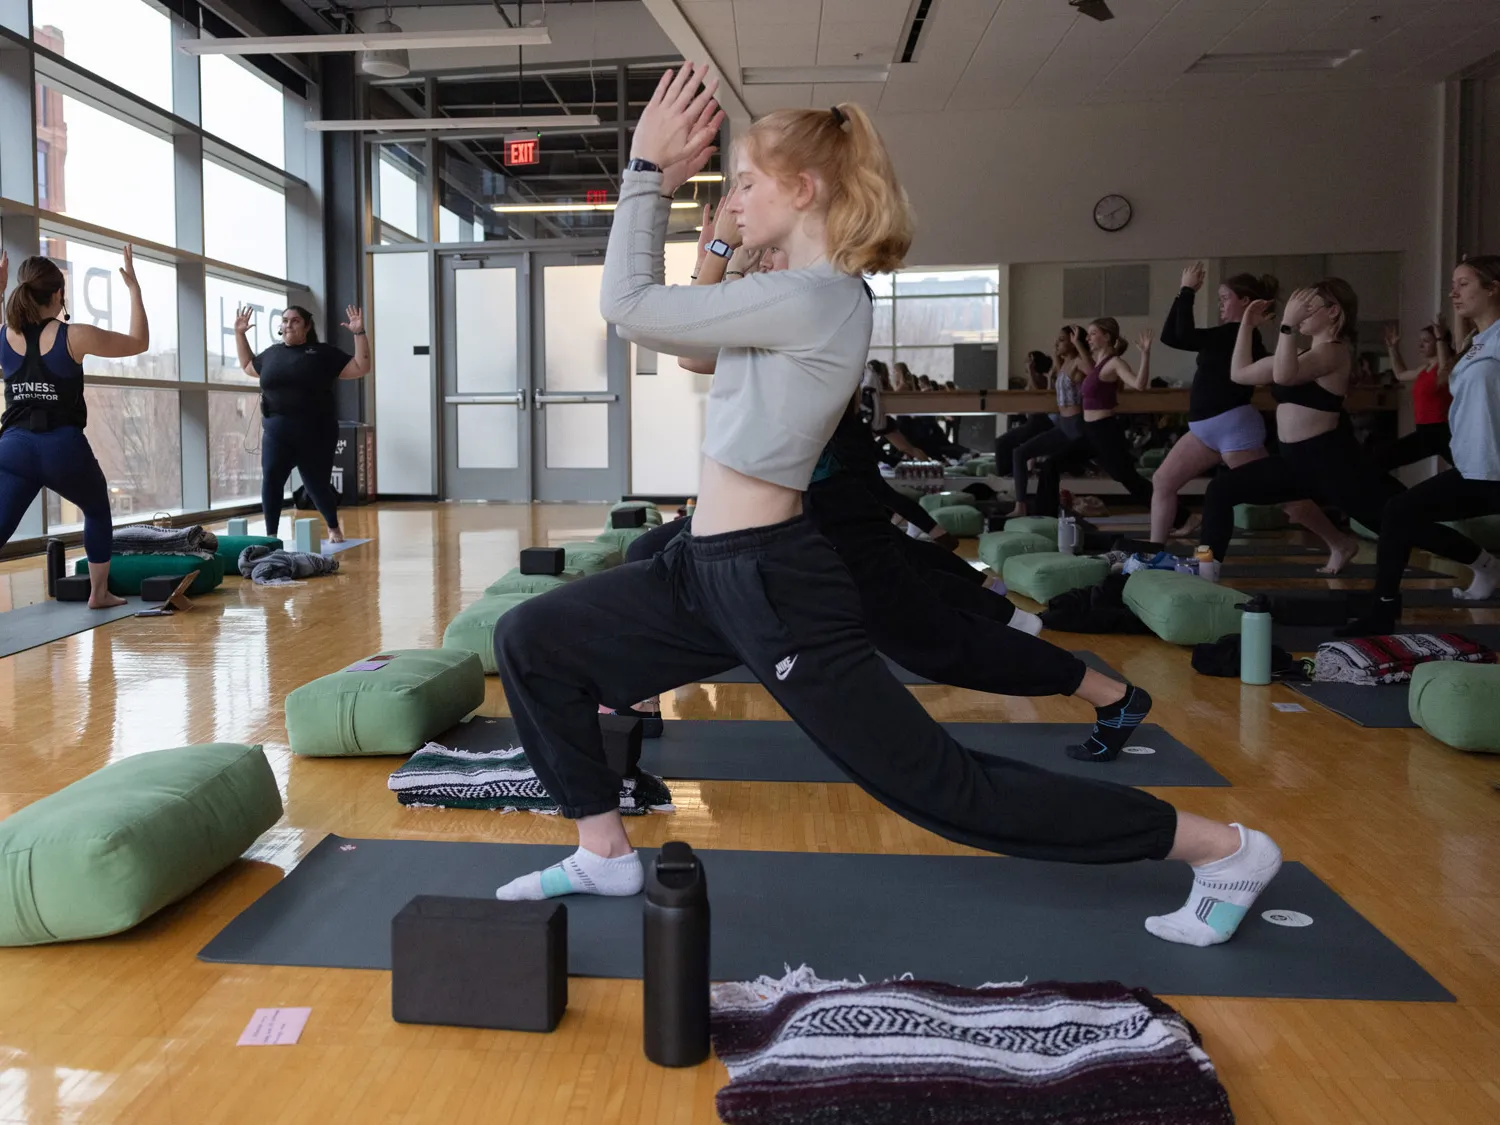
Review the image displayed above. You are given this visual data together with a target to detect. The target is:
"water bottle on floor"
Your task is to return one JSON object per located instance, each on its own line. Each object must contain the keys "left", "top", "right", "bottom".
{"left": 643, "top": 841, "right": 710, "bottom": 1067}
{"left": 1240, "top": 595, "right": 1273, "bottom": 685}
{"left": 1057, "top": 513, "right": 1078, "bottom": 555}
{"left": 1195, "top": 545, "right": 1220, "bottom": 583}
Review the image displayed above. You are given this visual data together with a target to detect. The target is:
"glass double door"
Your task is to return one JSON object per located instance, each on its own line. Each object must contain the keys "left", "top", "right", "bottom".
{"left": 441, "top": 251, "right": 628, "bottom": 502}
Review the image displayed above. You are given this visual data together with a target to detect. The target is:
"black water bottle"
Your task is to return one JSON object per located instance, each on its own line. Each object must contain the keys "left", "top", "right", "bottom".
{"left": 45, "top": 539, "right": 66, "bottom": 598}
{"left": 643, "top": 841, "right": 710, "bottom": 1067}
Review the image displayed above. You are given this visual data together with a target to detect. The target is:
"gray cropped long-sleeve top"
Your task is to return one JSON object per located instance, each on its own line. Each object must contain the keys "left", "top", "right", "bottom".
{"left": 599, "top": 168, "right": 873, "bottom": 491}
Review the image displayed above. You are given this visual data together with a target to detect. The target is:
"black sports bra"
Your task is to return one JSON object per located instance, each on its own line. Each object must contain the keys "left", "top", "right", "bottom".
{"left": 1272, "top": 377, "right": 1345, "bottom": 413}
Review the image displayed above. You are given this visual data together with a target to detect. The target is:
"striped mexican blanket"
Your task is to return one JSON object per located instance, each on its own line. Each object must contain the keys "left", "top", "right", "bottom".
{"left": 112, "top": 523, "right": 217, "bottom": 559}
{"left": 1313, "top": 633, "right": 1495, "bottom": 686}
{"left": 710, "top": 967, "right": 1233, "bottom": 1125}
{"left": 387, "top": 742, "right": 673, "bottom": 815}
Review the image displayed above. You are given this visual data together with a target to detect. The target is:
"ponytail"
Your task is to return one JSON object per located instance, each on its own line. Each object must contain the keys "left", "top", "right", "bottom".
{"left": 4, "top": 256, "right": 65, "bottom": 333}
{"left": 740, "top": 102, "right": 914, "bottom": 276}
{"left": 1090, "top": 317, "right": 1127, "bottom": 356}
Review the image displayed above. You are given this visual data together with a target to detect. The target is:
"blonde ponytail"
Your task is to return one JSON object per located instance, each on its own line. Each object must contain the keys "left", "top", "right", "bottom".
{"left": 740, "top": 102, "right": 914, "bottom": 276}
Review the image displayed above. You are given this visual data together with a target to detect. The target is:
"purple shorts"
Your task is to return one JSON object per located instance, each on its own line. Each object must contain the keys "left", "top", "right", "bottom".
{"left": 1187, "top": 404, "right": 1266, "bottom": 454}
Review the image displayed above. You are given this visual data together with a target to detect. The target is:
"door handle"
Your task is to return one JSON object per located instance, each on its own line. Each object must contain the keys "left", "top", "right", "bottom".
{"left": 533, "top": 392, "right": 619, "bottom": 406}
{"left": 444, "top": 390, "right": 529, "bottom": 409}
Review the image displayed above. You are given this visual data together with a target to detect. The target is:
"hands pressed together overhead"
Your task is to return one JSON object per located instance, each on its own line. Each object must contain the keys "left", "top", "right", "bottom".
{"left": 632, "top": 63, "right": 726, "bottom": 196}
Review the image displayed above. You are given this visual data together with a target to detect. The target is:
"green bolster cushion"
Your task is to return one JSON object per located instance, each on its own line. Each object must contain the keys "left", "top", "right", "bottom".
{"left": 977, "top": 530, "right": 1054, "bottom": 571}
{"left": 607, "top": 501, "right": 663, "bottom": 527}
{"left": 919, "top": 491, "right": 978, "bottom": 513}
{"left": 943, "top": 464, "right": 967, "bottom": 477}
{"left": 485, "top": 567, "right": 585, "bottom": 597}
{"left": 1003, "top": 553, "right": 1110, "bottom": 605}
{"left": 442, "top": 593, "right": 537, "bottom": 675}
{"left": 964, "top": 459, "right": 997, "bottom": 477}
{"left": 1443, "top": 514, "right": 1500, "bottom": 552}
{"left": 1139, "top": 447, "right": 1167, "bottom": 470}
{"left": 1408, "top": 662, "right": 1500, "bottom": 753}
{"left": 1234, "top": 504, "right": 1290, "bottom": 532}
{"left": 595, "top": 526, "right": 653, "bottom": 555}
{"left": 213, "top": 535, "right": 283, "bottom": 568}
{"left": 0, "top": 743, "right": 281, "bottom": 945}
{"left": 1004, "top": 515, "right": 1059, "bottom": 539}
{"left": 558, "top": 541, "right": 623, "bottom": 574}
{"left": 930, "top": 505, "right": 984, "bottom": 537}
{"left": 285, "top": 648, "right": 485, "bottom": 755}
{"left": 76, "top": 553, "right": 225, "bottom": 596}
{"left": 1122, "top": 568, "right": 1247, "bottom": 646}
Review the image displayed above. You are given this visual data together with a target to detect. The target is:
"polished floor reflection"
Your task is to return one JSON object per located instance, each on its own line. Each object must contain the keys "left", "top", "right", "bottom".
{"left": 0, "top": 502, "right": 1498, "bottom": 1124}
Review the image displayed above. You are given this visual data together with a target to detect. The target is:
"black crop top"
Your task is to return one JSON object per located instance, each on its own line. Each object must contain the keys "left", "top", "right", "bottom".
{"left": 1160, "top": 287, "right": 1268, "bottom": 421}
{"left": 1271, "top": 377, "right": 1345, "bottom": 413}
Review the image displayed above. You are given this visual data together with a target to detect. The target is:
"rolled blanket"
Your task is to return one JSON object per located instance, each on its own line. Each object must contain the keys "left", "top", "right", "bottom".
{"left": 1313, "top": 632, "right": 1497, "bottom": 686}
{"left": 388, "top": 742, "right": 673, "bottom": 815}
{"left": 237, "top": 544, "right": 340, "bottom": 586}
{"left": 112, "top": 523, "right": 217, "bottom": 559}
{"left": 710, "top": 968, "right": 1232, "bottom": 1125}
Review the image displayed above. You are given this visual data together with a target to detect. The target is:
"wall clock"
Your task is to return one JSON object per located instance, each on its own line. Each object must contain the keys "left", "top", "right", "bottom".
{"left": 1094, "top": 194, "right": 1132, "bottom": 232}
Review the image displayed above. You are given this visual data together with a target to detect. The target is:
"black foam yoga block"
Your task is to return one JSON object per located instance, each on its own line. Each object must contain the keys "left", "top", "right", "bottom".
{"left": 55, "top": 575, "right": 92, "bottom": 602}
{"left": 611, "top": 506, "right": 648, "bottom": 528}
{"left": 140, "top": 574, "right": 184, "bottom": 602}
{"left": 598, "top": 714, "right": 643, "bottom": 777}
{"left": 392, "top": 896, "right": 567, "bottom": 1032}
{"left": 520, "top": 547, "right": 566, "bottom": 575}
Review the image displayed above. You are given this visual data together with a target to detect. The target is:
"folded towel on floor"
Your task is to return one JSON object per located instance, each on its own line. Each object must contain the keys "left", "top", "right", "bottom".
{"left": 1313, "top": 633, "right": 1497, "bottom": 686}
{"left": 387, "top": 742, "right": 673, "bottom": 815}
{"left": 112, "top": 524, "right": 217, "bottom": 559}
{"left": 237, "top": 544, "right": 340, "bottom": 585}
{"left": 710, "top": 967, "right": 1232, "bottom": 1125}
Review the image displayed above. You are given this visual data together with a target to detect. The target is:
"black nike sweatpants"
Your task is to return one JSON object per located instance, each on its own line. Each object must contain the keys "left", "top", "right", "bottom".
{"left": 495, "top": 515, "right": 1176, "bottom": 863}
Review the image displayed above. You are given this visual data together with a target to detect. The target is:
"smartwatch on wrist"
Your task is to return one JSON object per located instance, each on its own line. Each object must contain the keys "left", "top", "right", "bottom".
{"left": 1279, "top": 323, "right": 1296, "bottom": 335}
{"left": 626, "top": 158, "right": 662, "bottom": 174}
{"left": 705, "top": 239, "right": 734, "bottom": 260}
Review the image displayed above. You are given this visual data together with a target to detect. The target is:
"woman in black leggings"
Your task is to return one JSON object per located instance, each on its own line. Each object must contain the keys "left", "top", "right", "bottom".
{"left": 1007, "top": 327, "right": 1087, "bottom": 517}
{"left": 1197, "top": 280, "right": 1482, "bottom": 584}
{"left": 1341, "top": 257, "right": 1500, "bottom": 633}
{"left": 235, "top": 303, "right": 370, "bottom": 542}
{"left": 994, "top": 349, "right": 1054, "bottom": 482}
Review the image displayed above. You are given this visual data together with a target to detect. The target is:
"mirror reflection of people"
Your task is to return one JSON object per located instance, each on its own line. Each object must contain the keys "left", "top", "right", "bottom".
{"left": 235, "top": 303, "right": 370, "bottom": 544}
{"left": 0, "top": 247, "right": 151, "bottom": 609}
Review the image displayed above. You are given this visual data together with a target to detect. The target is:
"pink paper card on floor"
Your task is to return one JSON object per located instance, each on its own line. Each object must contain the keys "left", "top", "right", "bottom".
{"left": 238, "top": 1007, "right": 311, "bottom": 1046}
{"left": 347, "top": 657, "right": 393, "bottom": 672}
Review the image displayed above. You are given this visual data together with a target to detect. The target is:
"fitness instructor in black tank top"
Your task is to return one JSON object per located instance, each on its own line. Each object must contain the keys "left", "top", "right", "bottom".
{"left": 234, "top": 303, "right": 370, "bottom": 543}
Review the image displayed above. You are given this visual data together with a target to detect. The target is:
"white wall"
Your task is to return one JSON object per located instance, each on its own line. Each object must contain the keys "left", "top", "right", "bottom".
{"left": 877, "top": 86, "right": 1447, "bottom": 358}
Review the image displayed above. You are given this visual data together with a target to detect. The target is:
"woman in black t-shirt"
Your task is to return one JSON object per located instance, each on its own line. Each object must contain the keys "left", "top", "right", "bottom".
{"left": 235, "top": 303, "right": 370, "bottom": 543}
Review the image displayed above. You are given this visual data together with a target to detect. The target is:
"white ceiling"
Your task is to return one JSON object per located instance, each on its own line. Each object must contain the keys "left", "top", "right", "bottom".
{"left": 676, "top": 0, "right": 1500, "bottom": 116}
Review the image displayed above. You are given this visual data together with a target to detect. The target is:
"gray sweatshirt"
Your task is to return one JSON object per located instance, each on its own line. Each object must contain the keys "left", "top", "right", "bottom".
{"left": 599, "top": 168, "right": 873, "bottom": 490}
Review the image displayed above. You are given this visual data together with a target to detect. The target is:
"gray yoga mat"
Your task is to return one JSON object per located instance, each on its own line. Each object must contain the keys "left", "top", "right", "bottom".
{"left": 1274, "top": 622, "right": 1500, "bottom": 653}
{"left": 1285, "top": 681, "right": 1417, "bottom": 728}
{"left": 1168, "top": 541, "right": 1325, "bottom": 558}
{"left": 0, "top": 597, "right": 141, "bottom": 659}
{"left": 321, "top": 537, "right": 372, "bottom": 556}
{"left": 1234, "top": 586, "right": 1500, "bottom": 609}
{"left": 437, "top": 716, "right": 1229, "bottom": 788}
{"left": 198, "top": 835, "right": 1451, "bottom": 1002}
{"left": 701, "top": 650, "right": 1121, "bottom": 686}
{"left": 1219, "top": 562, "right": 1444, "bottom": 580}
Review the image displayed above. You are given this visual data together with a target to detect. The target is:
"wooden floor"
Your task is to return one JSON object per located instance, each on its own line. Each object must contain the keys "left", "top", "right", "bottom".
{"left": 1, "top": 501, "right": 1499, "bottom": 1124}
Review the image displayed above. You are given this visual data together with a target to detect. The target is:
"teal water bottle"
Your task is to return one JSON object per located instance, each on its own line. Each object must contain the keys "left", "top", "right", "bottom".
{"left": 1240, "top": 594, "right": 1273, "bottom": 685}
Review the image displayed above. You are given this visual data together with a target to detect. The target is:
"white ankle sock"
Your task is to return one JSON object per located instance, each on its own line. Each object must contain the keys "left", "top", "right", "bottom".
{"left": 1454, "top": 550, "right": 1500, "bottom": 601}
{"left": 1144, "top": 824, "right": 1282, "bottom": 947}
{"left": 495, "top": 847, "right": 644, "bottom": 901}
{"left": 1008, "top": 608, "right": 1043, "bottom": 636}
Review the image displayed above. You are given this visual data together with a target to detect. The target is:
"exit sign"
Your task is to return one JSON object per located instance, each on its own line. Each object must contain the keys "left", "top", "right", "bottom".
{"left": 505, "top": 137, "right": 539, "bottom": 166}
{"left": 586, "top": 189, "right": 607, "bottom": 205}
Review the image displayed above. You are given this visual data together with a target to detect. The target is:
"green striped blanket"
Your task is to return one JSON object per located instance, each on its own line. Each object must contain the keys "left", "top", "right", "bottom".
{"left": 387, "top": 742, "right": 673, "bottom": 815}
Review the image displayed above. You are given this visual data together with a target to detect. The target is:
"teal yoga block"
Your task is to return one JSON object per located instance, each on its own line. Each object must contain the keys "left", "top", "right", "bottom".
{"left": 1408, "top": 662, "right": 1500, "bottom": 753}
{"left": 1122, "top": 568, "right": 1247, "bottom": 646}
{"left": 1003, "top": 553, "right": 1110, "bottom": 604}
{"left": 286, "top": 649, "right": 486, "bottom": 756}
{"left": 76, "top": 553, "right": 224, "bottom": 596}
{"left": 294, "top": 518, "right": 320, "bottom": 555}
{"left": 0, "top": 743, "right": 281, "bottom": 945}
{"left": 977, "top": 531, "right": 1053, "bottom": 571}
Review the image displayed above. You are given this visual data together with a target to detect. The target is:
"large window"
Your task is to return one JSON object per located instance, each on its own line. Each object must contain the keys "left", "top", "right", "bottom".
{"left": 376, "top": 143, "right": 424, "bottom": 242}
{"left": 33, "top": 0, "right": 173, "bottom": 110}
{"left": 203, "top": 161, "right": 288, "bottom": 277}
{"left": 41, "top": 235, "right": 178, "bottom": 381}
{"left": 38, "top": 89, "right": 176, "bottom": 246}
{"left": 209, "top": 391, "right": 264, "bottom": 507}
{"left": 868, "top": 268, "right": 1002, "bottom": 383}
{"left": 48, "top": 386, "right": 182, "bottom": 529}
{"left": 201, "top": 53, "right": 286, "bottom": 167}
{"left": 206, "top": 276, "right": 287, "bottom": 385}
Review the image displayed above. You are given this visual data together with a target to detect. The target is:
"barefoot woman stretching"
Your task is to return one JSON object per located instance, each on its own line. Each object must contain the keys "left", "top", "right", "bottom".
{"left": 0, "top": 248, "right": 152, "bottom": 609}
{"left": 494, "top": 65, "right": 1281, "bottom": 947}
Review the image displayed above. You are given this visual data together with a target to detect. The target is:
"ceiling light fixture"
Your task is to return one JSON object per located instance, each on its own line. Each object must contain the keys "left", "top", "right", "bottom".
{"left": 493, "top": 201, "right": 701, "bottom": 214}
{"left": 1070, "top": 0, "right": 1115, "bottom": 22}
{"left": 307, "top": 115, "right": 602, "bottom": 132}
{"left": 1189, "top": 49, "right": 1362, "bottom": 73}
{"left": 178, "top": 27, "right": 550, "bottom": 57}
{"left": 360, "top": 8, "right": 409, "bottom": 79}
{"left": 741, "top": 64, "right": 891, "bottom": 85}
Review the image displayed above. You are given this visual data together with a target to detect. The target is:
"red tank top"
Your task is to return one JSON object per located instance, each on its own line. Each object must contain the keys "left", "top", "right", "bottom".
{"left": 1410, "top": 363, "right": 1451, "bottom": 426}
{"left": 1081, "top": 359, "right": 1118, "bottom": 411}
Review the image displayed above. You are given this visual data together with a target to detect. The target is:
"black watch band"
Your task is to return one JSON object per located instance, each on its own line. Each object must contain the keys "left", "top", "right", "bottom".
{"left": 1279, "top": 323, "right": 1296, "bottom": 335}
{"left": 626, "top": 158, "right": 662, "bottom": 174}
